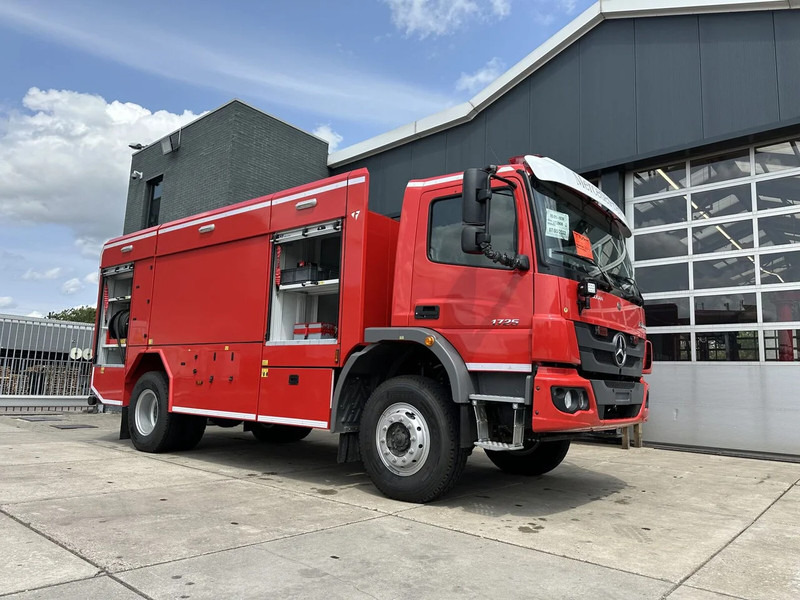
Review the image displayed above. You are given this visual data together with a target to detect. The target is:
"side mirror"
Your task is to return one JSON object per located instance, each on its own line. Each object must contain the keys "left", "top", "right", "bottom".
{"left": 461, "top": 168, "right": 491, "bottom": 253}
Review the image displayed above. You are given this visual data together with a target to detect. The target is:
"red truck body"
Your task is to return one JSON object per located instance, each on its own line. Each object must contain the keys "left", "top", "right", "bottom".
{"left": 92, "top": 157, "right": 650, "bottom": 502}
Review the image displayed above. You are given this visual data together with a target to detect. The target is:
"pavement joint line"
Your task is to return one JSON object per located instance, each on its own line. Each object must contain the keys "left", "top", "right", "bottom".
{"left": 111, "top": 512, "right": 390, "bottom": 576}
{"left": 0, "top": 507, "right": 153, "bottom": 600}
{"left": 660, "top": 477, "right": 800, "bottom": 599}
{"left": 661, "top": 584, "right": 749, "bottom": 600}
{"left": 391, "top": 511, "right": 676, "bottom": 586}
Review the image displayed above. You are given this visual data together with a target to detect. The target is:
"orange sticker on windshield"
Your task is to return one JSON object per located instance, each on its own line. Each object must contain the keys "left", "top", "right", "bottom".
{"left": 573, "top": 231, "right": 593, "bottom": 259}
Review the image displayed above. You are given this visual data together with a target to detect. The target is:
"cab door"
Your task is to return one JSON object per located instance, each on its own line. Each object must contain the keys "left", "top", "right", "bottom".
{"left": 410, "top": 180, "right": 534, "bottom": 370}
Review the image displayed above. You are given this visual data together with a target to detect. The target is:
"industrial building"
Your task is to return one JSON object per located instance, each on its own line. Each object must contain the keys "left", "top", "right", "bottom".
{"left": 123, "top": 1, "right": 800, "bottom": 457}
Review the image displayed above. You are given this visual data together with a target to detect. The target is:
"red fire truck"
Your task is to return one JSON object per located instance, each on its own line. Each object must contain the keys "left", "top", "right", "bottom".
{"left": 91, "top": 155, "right": 651, "bottom": 503}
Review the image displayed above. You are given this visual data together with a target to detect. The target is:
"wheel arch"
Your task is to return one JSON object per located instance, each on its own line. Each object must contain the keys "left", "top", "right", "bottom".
{"left": 124, "top": 350, "right": 171, "bottom": 406}
{"left": 331, "top": 328, "right": 476, "bottom": 442}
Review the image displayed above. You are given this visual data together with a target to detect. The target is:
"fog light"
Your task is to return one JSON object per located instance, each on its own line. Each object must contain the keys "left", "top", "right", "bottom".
{"left": 551, "top": 387, "right": 590, "bottom": 414}
{"left": 564, "top": 389, "right": 577, "bottom": 412}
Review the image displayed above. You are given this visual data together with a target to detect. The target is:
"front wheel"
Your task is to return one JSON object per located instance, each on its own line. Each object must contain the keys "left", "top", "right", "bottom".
{"left": 359, "top": 375, "right": 468, "bottom": 503}
{"left": 485, "top": 440, "right": 571, "bottom": 476}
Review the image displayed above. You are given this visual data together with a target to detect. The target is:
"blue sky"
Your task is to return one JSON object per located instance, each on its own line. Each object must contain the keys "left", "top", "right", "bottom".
{"left": 0, "top": 0, "right": 591, "bottom": 317}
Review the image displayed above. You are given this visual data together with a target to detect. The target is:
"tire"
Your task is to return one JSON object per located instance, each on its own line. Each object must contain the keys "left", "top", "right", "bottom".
{"left": 485, "top": 440, "right": 571, "bottom": 476}
{"left": 174, "top": 415, "right": 206, "bottom": 451}
{"left": 359, "top": 375, "right": 468, "bottom": 503}
{"left": 128, "top": 371, "right": 183, "bottom": 453}
{"left": 251, "top": 423, "right": 312, "bottom": 443}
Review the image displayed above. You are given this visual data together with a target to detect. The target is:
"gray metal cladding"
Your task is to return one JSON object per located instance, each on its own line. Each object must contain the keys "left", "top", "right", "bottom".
{"left": 444, "top": 114, "right": 487, "bottom": 175}
{"left": 578, "top": 19, "right": 637, "bottom": 168}
{"left": 485, "top": 83, "right": 531, "bottom": 165}
{"left": 530, "top": 44, "right": 581, "bottom": 169}
{"left": 336, "top": 10, "right": 800, "bottom": 217}
{"left": 699, "top": 12, "right": 780, "bottom": 138}
{"left": 775, "top": 11, "right": 800, "bottom": 121}
{"left": 634, "top": 15, "right": 703, "bottom": 155}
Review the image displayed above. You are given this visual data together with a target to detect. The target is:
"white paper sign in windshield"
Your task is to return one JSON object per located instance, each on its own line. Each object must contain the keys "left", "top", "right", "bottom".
{"left": 545, "top": 208, "right": 570, "bottom": 240}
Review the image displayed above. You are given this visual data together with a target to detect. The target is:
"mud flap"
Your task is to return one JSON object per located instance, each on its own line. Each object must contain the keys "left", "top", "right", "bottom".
{"left": 337, "top": 431, "right": 361, "bottom": 463}
{"left": 119, "top": 406, "right": 131, "bottom": 440}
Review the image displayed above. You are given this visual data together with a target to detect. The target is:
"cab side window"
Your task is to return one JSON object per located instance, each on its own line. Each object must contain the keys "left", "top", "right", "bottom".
{"left": 428, "top": 189, "right": 517, "bottom": 269}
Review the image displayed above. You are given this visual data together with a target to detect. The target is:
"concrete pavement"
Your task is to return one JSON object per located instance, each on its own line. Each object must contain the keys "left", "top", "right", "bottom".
{"left": 1, "top": 413, "right": 798, "bottom": 599}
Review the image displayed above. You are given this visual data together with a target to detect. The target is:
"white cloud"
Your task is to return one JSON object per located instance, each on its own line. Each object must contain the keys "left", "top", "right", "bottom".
{"left": 312, "top": 124, "right": 344, "bottom": 152}
{"left": 559, "top": 0, "right": 577, "bottom": 13}
{"left": 84, "top": 271, "right": 99, "bottom": 285}
{"left": 491, "top": 0, "right": 511, "bottom": 17}
{"left": 22, "top": 267, "right": 62, "bottom": 280}
{"left": 61, "top": 278, "right": 82, "bottom": 295}
{"left": 384, "top": 0, "right": 512, "bottom": 38}
{"left": 0, "top": 88, "right": 201, "bottom": 256}
{"left": 0, "top": 296, "right": 16, "bottom": 309}
{"left": 26, "top": 310, "right": 43, "bottom": 318}
{"left": 456, "top": 57, "right": 505, "bottom": 94}
{"left": 532, "top": 0, "right": 578, "bottom": 25}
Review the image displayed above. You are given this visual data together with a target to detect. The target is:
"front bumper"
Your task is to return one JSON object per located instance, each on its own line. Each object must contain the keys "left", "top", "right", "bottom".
{"left": 532, "top": 366, "right": 648, "bottom": 433}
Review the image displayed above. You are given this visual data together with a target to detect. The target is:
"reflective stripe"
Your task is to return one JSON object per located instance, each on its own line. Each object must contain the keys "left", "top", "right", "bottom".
{"left": 348, "top": 176, "right": 366, "bottom": 185}
{"left": 465, "top": 363, "right": 532, "bottom": 373}
{"left": 171, "top": 406, "right": 256, "bottom": 420}
{"left": 159, "top": 199, "right": 272, "bottom": 234}
{"left": 257, "top": 415, "right": 328, "bottom": 428}
{"left": 271, "top": 179, "right": 348, "bottom": 207}
{"left": 407, "top": 174, "right": 463, "bottom": 188}
{"left": 104, "top": 230, "right": 157, "bottom": 249}
{"left": 91, "top": 384, "right": 122, "bottom": 405}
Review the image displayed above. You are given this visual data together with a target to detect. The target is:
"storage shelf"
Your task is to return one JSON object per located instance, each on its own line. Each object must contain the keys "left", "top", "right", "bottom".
{"left": 278, "top": 279, "right": 339, "bottom": 295}
{"left": 108, "top": 296, "right": 131, "bottom": 303}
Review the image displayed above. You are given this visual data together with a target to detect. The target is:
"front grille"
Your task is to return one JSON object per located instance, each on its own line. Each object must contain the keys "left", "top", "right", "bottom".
{"left": 574, "top": 322, "right": 644, "bottom": 378}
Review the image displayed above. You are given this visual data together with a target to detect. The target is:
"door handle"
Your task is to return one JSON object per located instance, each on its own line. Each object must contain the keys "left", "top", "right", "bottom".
{"left": 414, "top": 305, "right": 440, "bottom": 320}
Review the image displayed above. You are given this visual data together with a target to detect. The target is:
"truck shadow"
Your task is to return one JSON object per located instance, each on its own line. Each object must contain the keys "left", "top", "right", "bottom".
{"left": 145, "top": 427, "right": 628, "bottom": 518}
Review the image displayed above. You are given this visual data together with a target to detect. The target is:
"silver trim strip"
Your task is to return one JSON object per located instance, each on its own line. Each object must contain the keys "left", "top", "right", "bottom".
{"left": 257, "top": 415, "right": 328, "bottom": 428}
{"left": 466, "top": 362, "right": 532, "bottom": 373}
{"left": 171, "top": 406, "right": 256, "bottom": 420}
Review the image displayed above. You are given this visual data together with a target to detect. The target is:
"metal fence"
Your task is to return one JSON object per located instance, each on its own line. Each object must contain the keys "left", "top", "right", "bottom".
{"left": 0, "top": 314, "right": 95, "bottom": 410}
{"left": 0, "top": 356, "right": 92, "bottom": 396}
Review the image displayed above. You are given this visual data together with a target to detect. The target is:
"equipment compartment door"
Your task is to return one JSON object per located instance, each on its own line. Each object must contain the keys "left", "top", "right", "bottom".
{"left": 257, "top": 367, "right": 333, "bottom": 429}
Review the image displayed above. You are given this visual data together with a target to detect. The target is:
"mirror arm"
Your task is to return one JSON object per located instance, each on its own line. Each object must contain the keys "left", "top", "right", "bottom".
{"left": 479, "top": 241, "right": 529, "bottom": 271}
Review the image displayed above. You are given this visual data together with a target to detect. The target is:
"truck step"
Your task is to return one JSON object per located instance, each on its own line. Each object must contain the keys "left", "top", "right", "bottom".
{"left": 474, "top": 440, "right": 525, "bottom": 451}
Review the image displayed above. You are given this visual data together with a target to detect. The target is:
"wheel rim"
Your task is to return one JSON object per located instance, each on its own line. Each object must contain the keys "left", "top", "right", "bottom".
{"left": 375, "top": 402, "right": 430, "bottom": 476}
{"left": 134, "top": 389, "right": 159, "bottom": 436}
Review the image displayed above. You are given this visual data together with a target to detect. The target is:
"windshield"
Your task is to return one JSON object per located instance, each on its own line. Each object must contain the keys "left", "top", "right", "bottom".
{"left": 529, "top": 178, "right": 636, "bottom": 295}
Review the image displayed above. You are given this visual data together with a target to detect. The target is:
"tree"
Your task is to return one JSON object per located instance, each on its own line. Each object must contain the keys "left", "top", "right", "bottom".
{"left": 47, "top": 306, "right": 96, "bottom": 323}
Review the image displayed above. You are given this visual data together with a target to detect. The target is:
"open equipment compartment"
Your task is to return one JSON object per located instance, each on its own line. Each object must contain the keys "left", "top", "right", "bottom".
{"left": 97, "top": 262, "right": 133, "bottom": 365}
{"left": 267, "top": 220, "right": 342, "bottom": 344}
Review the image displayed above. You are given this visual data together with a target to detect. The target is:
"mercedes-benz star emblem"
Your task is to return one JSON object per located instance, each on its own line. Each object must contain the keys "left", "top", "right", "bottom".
{"left": 612, "top": 333, "right": 627, "bottom": 368}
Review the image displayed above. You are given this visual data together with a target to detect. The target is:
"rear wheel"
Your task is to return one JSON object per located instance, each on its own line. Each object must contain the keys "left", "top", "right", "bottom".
{"left": 129, "top": 372, "right": 183, "bottom": 453}
{"left": 485, "top": 440, "right": 571, "bottom": 476}
{"left": 251, "top": 423, "right": 312, "bottom": 443}
{"left": 359, "top": 375, "right": 468, "bottom": 503}
{"left": 175, "top": 415, "right": 206, "bottom": 450}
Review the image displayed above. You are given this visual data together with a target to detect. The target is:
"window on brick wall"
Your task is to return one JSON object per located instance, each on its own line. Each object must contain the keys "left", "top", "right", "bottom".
{"left": 145, "top": 176, "right": 163, "bottom": 229}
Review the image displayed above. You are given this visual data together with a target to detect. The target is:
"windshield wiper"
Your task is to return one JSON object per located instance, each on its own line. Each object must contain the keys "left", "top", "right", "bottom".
{"left": 609, "top": 273, "right": 645, "bottom": 306}
{"left": 550, "top": 250, "right": 614, "bottom": 291}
